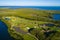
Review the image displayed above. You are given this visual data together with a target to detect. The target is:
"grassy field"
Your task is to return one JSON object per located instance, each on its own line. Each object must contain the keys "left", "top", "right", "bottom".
{"left": 0, "top": 8, "right": 60, "bottom": 40}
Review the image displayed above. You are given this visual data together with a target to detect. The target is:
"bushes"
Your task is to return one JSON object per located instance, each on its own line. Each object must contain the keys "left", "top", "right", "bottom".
{"left": 28, "top": 28, "right": 60, "bottom": 40}
{"left": 50, "top": 32, "right": 60, "bottom": 40}
{"left": 28, "top": 28, "right": 45, "bottom": 40}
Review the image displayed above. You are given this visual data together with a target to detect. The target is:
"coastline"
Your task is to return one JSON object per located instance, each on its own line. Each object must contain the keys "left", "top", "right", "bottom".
{"left": 0, "top": 8, "right": 60, "bottom": 40}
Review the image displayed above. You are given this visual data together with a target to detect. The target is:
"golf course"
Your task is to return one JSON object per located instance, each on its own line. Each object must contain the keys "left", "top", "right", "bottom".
{"left": 0, "top": 8, "right": 60, "bottom": 40}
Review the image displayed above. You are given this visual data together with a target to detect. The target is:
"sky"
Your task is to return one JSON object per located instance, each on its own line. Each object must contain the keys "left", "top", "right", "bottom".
{"left": 0, "top": 0, "right": 60, "bottom": 6}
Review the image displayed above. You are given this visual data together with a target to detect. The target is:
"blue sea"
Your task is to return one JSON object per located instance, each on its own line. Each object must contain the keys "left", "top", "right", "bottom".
{"left": 0, "top": 20, "right": 14, "bottom": 40}
{"left": 0, "top": 6, "right": 60, "bottom": 10}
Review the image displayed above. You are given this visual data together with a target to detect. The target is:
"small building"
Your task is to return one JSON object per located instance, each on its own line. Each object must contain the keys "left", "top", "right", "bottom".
{"left": 26, "top": 27, "right": 30, "bottom": 30}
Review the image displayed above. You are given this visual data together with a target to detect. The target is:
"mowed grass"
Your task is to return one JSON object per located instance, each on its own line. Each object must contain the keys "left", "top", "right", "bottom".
{"left": 1, "top": 16, "right": 38, "bottom": 40}
{"left": 2, "top": 16, "right": 47, "bottom": 32}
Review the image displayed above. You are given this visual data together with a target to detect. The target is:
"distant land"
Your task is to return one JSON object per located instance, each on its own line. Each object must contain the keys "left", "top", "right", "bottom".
{"left": 0, "top": 6, "right": 60, "bottom": 10}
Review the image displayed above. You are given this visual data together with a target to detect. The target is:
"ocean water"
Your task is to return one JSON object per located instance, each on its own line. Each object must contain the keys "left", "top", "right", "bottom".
{"left": 0, "top": 6, "right": 60, "bottom": 10}
{"left": 53, "top": 14, "right": 60, "bottom": 20}
{"left": 0, "top": 20, "right": 14, "bottom": 40}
